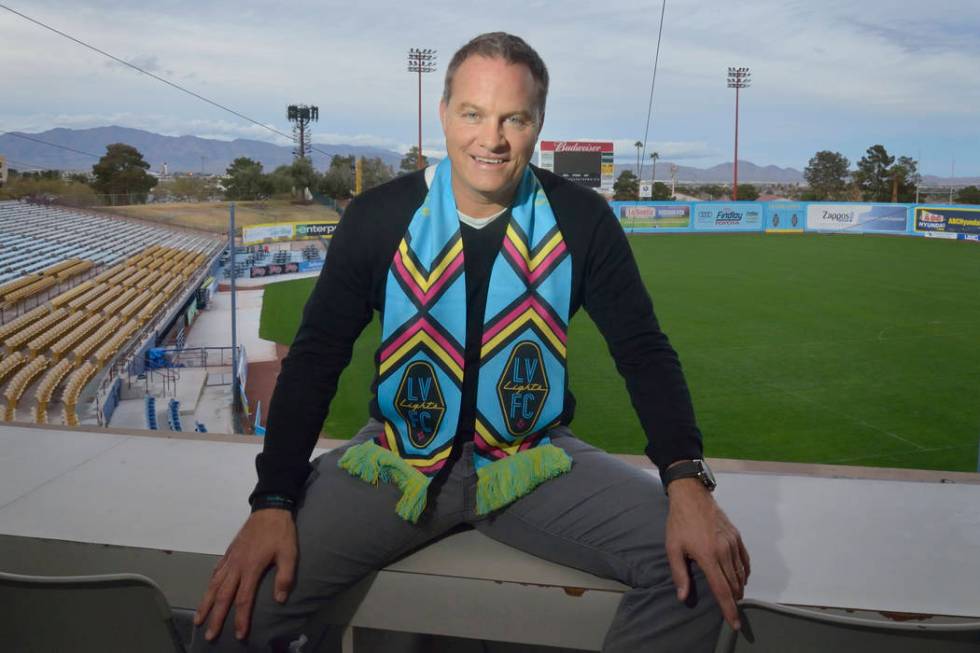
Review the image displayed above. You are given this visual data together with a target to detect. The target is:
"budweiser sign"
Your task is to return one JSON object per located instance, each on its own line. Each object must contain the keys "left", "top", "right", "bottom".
{"left": 541, "top": 140, "right": 613, "bottom": 153}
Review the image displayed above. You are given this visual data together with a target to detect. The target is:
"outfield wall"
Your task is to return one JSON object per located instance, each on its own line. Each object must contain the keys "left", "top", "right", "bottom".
{"left": 611, "top": 201, "right": 980, "bottom": 241}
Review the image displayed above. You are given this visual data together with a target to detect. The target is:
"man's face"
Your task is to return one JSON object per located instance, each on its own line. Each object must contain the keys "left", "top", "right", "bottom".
{"left": 439, "top": 55, "right": 542, "bottom": 216}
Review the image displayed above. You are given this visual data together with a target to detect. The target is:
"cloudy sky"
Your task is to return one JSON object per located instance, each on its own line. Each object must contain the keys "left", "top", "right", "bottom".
{"left": 3, "top": 0, "right": 980, "bottom": 175}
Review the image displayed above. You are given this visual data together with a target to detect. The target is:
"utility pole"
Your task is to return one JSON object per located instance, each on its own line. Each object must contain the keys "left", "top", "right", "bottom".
{"left": 408, "top": 48, "right": 437, "bottom": 170}
{"left": 727, "top": 66, "right": 751, "bottom": 201}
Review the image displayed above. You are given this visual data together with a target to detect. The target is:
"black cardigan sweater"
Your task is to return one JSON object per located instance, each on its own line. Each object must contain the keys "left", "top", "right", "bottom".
{"left": 252, "top": 166, "right": 703, "bottom": 503}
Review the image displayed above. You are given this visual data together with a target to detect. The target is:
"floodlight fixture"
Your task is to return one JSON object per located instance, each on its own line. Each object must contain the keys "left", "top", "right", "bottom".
{"left": 287, "top": 103, "right": 319, "bottom": 161}
{"left": 408, "top": 48, "right": 438, "bottom": 169}
{"left": 726, "top": 66, "right": 750, "bottom": 200}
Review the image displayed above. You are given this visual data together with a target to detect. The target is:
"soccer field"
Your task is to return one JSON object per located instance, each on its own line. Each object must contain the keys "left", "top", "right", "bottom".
{"left": 260, "top": 233, "right": 980, "bottom": 472}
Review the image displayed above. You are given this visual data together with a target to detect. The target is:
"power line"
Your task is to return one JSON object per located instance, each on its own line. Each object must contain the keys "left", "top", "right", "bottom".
{"left": 0, "top": 3, "right": 336, "bottom": 160}
{"left": 638, "top": 0, "right": 667, "bottom": 183}
{"left": 2, "top": 131, "right": 101, "bottom": 158}
{"left": 5, "top": 157, "right": 59, "bottom": 170}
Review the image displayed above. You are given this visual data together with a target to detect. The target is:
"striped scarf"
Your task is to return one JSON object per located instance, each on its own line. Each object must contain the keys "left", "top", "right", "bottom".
{"left": 339, "top": 159, "right": 572, "bottom": 522}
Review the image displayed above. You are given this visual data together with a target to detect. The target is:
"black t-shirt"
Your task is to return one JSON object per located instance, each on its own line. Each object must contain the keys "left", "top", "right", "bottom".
{"left": 252, "top": 166, "right": 702, "bottom": 503}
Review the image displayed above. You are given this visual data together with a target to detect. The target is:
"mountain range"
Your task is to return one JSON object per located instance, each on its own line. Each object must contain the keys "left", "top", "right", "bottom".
{"left": 2, "top": 126, "right": 977, "bottom": 186}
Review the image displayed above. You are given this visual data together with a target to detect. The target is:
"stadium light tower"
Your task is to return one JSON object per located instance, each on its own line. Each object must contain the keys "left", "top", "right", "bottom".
{"left": 408, "top": 48, "right": 437, "bottom": 170}
{"left": 727, "top": 66, "right": 751, "bottom": 200}
{"left": 287, "top": 105, "right": 319, "bottom": 161}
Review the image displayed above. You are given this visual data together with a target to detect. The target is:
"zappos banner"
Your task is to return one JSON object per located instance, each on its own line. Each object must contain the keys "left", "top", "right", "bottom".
{"left": 806, "top": 203, "right": 909, "bottom": 234}
{"left": 693, "top": 203, "right": 764, "bottom": 231}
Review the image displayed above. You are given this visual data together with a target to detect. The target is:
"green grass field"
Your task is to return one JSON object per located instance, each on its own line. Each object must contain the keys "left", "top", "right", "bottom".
{"left": 260, "top": 233, "right": 980, "bottom": 472}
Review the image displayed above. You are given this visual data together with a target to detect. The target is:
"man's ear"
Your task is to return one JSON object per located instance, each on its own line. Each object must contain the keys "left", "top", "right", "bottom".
{"left": 439, "top": 99, "right": 448, "bottom": 131}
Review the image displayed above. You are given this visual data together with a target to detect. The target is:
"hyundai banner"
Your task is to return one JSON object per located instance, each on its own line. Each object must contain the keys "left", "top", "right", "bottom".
{"left": 914, "top": 207, "right": 980, "bottom": 236}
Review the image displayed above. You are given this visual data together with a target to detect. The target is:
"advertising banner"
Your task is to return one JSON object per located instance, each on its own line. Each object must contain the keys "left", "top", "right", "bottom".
{"left": 294, "top": 222, "right": 338, "bottom": 239}
{"left": 242, "top": 221, "right": 338, "bottom": 246}
{"left": 242, "top": 223, "right": 293, "bottom": 244}
{"left": 765, "top": 202, "right": 806, "bottom": 231}
{"left": 613, "top": 203, "right": 692, "bottom": 231}
{"left": 249, "top": 262, "right": 300, "bottom": 278}
{"left": 914, "top": 206, "right": 980, "bottom": 236}
{"left": 806, "top": 204, "right": 908, "bottom": 233}
{"left": 298, "top": 259, "right": 325, "bottom": 273}
{"left": 693, "top": 203, "right": 763, "bottom": 231}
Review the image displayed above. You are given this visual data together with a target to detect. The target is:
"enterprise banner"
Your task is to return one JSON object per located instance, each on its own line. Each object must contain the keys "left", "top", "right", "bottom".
{"left": 242, "top": 221, "right": 338, "bottom": 245}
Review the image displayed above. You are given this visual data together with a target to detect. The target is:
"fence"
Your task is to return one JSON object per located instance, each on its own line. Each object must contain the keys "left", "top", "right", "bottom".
{"left": 611, "top": 200, "right": 980, "bottom": 241}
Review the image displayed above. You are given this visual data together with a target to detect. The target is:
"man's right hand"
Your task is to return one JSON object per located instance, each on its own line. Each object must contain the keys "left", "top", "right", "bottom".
{"left": 194, "top": 508, "right": 298, "bottom": 641}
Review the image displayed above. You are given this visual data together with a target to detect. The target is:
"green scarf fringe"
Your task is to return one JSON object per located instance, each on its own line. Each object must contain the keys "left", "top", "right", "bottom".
{"left": 475, "top": 444, "right": 572, "bottom": 516}
{"left": 338, "top": 441, "right": 430, "bottom": 523}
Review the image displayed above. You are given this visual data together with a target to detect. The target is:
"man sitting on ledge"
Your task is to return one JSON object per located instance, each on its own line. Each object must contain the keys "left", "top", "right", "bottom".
{"left": 193, "top": 31, "right": 750, "bottom": 652}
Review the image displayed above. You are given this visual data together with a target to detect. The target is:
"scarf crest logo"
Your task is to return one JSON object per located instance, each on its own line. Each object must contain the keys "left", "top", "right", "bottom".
{"left": 497, "top": 341, "right": 549, "bottom": 435}
{"left": 395, "top": 361, "right": 446, "bottom": 448}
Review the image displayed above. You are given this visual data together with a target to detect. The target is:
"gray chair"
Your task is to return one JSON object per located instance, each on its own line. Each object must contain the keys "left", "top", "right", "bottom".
{"left": 0, "top": 571, "right": 186, "bottom": 652}
{"left": 715, "top": 599, "right": 980, "bottom": 652}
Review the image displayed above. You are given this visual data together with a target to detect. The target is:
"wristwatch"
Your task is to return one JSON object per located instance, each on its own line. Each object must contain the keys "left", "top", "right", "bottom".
{"left": 660, "top": 459, "right": 717, "bottom": 495}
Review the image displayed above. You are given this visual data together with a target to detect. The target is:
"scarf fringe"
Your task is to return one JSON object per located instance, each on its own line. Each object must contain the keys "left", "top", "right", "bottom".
{"left": 338, "top": 441, "right": 430, "bottom": 523}
{"left": 475, "top": 444, "right": 572, "bottom": 515}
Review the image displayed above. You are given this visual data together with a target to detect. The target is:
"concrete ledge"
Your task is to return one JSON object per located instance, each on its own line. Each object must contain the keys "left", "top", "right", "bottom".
{"left": 1, "top": 421, "right": 979, "bottom": 650}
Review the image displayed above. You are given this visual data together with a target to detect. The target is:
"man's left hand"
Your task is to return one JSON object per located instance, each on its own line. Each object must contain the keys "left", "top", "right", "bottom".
{"left": 665, "top": 477, "right": 750, "bottom": 631}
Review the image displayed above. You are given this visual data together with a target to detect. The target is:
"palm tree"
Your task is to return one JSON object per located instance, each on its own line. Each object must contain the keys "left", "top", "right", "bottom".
{"left": 650, "top": 152, "right": 660, "bottom": 183}
{"left": 634, "top": 141, "right": 643, "bottom": 177}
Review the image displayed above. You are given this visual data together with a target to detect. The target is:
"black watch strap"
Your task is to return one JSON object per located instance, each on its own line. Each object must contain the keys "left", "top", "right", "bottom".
{"left": 659, "top": 459, "right": 717, "bottom": 494}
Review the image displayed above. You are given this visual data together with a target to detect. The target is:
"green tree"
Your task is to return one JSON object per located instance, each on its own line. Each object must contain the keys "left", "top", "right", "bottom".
{"left": 223, "top": 157, "right": 269, "bottom": 200}
{"left": 955, "top": 185, "right": 980, "bottom": 204}
{"left": 853, "top": 145, "right": 894, "bottom": 201}
{"left": 360, "top": 156, "right": 394, "bottom": 191}
{"left": 651, "top": 181, "right": 672, "bottom": 201}
{"left": 613, "top": 170, "right": 639, "bottom": 200}
{"left": 288, "top": 157, "right": 320, "bottom": 196}
{"left": 399, "top": 147, "right": 429, "bottom": 174}
{"left": 889, "top": 155, "right": 920, "bottom": 203}
{"left": 803, "top": 150, "right": 850, "bottom": 200}
{"left": 319, "top": 155, "right": 354, "bottom": 199}
{"left": 736, "top": 183, "right": 760, "bottom": 201}
{"left": 90, "top": 143, "right": 157, "bottom": 204}
{"left": 267, "top": 165, "right": 297, "bottom": 197}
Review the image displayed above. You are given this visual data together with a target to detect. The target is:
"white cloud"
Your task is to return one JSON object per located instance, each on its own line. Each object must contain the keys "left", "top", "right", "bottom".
{"left": 3, "top": 0, "right": 979, "bottom": 174}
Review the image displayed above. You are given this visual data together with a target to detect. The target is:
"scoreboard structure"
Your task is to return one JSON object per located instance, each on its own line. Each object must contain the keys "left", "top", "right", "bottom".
{"left": 538, "top": 141, "right": 614, "bottom": 191}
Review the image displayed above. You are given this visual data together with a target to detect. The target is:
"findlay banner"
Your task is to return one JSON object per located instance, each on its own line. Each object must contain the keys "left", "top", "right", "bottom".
{"left": 914, "top": 207, "right": 980, "bottom": 236}
{"left": 806, "top": 204, "right": 909, "bottom": 233}
{"left": 693, "top": 203, "right": 763, "bottom": 231}
{"left": 614, "top": 203, "right": 692, "bottom": 231}
{"left": 242, "top": 221, "right": 338, "bottom": 246}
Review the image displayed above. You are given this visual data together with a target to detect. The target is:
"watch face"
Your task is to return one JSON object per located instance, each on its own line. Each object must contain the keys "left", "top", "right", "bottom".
{"left": 696, "top": 459, "right": 717, "bottom": 490}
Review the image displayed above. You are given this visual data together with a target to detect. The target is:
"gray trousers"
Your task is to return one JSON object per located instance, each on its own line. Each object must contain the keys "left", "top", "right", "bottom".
{"left": 193, "top": 421, "right": 721, "bottom": 651}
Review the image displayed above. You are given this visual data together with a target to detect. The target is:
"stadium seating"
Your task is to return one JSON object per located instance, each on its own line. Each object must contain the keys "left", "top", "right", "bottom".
{"left": 0, "top": 351, "right": 27, "bottom": 384}
{"left": 60, "top": 362, "right": 98, "bottom": 426}
{"left": 4, "top": 308, "right": 68, "bottom": 351}
{"left": 167, "top": 399, "right": 182, "bottom": 432}
{"left": 0, "top": 305, "right": 51, "bottom": 342}
{"left": 48, "top": 314, "right": 103, "bottom": 360}
{"left": 34, "top": 358, "right": 75, "bottom": 424}
{"left": 194, "top": 421, "right": 207, "bottom": 433}
{"left": 4, "top": 355, "right": 50, "bottom": 420}
{"left": 72, "top": 317, "right": 122, "bottom": 362}
{"left": 145, "top": 395, "right": 158, "bottom": 430}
